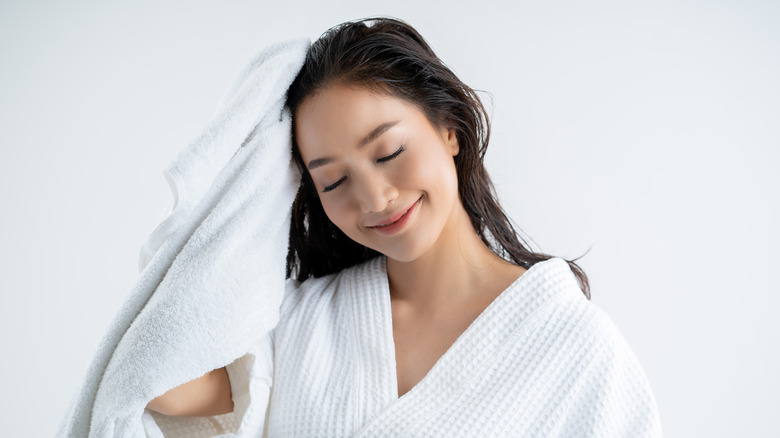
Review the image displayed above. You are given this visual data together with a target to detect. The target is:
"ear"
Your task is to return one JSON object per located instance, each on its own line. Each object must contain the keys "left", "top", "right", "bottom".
{"left": 441, "top": 127, "right": 459, "bottom": 157}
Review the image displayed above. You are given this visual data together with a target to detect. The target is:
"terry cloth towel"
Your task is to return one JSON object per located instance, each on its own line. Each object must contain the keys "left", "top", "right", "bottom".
{"left": 55, "top": 38, "right": 311, "bottom": 437}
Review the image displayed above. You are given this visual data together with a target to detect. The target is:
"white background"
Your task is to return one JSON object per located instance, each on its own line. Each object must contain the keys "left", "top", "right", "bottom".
{"left": 1, "top": 0, "right": 778, "bottom": 436}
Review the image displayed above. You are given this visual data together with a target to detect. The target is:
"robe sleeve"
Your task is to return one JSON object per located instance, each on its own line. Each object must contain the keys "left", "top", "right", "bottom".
{"left": 223, "top": 328, "right": 275, "bottom": 437}
{"left": 559, "top": 311, "right": 664, "bottom": 437}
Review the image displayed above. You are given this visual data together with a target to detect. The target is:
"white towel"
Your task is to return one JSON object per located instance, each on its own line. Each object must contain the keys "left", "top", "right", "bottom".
{"left": 56, "top": 37, "right": 311, "bottom": 438}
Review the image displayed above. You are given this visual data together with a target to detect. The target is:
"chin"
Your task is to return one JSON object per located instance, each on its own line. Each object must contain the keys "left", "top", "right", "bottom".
{"left": 376, "top": 240, "right": 432, "bottom": 264}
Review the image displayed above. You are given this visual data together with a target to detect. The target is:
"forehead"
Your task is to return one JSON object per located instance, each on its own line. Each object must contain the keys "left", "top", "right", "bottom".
{"left": 294, "top": 84, "right": 418, "bottom": 157}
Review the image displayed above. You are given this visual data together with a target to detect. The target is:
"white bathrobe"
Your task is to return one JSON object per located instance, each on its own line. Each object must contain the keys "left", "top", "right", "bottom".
{"left": 148, "top": 255, "right": 663, "bottom": 437}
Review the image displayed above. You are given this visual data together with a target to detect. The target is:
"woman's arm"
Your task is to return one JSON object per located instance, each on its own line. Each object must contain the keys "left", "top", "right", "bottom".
{"left": 145, "top": 366, "right": 234, "bottom": 417}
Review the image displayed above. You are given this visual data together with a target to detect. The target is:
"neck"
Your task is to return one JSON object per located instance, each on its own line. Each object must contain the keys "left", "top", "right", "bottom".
{"left": 385, "top": 203, "right": 515, "bottom": 314}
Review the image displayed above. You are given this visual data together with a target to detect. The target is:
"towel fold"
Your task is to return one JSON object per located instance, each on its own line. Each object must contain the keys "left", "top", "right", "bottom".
{"left": 56, "top": 37, "right": 311, "bottom": 438}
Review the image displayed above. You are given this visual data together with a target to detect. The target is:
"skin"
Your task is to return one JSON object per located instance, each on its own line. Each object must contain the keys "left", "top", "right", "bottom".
{"left": 296, "top": 84, "right": 527, "bottom": 397}
{"left": 146, "top": 367, "right": 233, "bottom": 416}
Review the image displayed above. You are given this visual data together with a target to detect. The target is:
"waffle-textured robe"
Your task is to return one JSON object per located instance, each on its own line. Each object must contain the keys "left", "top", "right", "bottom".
{"left": 148, "top": 255, "right": 662, "bottom": 437}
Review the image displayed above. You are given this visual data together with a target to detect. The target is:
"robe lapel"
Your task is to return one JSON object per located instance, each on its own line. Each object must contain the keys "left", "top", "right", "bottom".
{"left": 346, "top": 256, "right": 399, "bottom": 431}
{"left": 350, "top": 256, "right": 576, "bottom": 437}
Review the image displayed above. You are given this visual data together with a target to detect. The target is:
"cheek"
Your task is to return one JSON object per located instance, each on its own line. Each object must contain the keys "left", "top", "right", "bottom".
{"left": 319, "top": 197, "right": 353, "bottom": 230}
{"left": 409, "top": 148, "right": 458, "bottom": 194}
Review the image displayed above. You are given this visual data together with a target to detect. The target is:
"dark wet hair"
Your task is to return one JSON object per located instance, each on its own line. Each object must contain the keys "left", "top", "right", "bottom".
{"left": 284, "top": 16, "right": 591, "bottom": 299}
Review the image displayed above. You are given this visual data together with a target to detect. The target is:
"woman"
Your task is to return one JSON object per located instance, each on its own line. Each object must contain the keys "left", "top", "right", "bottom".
{"left": 147, "top": 17, "right": 662, "bottom": 436}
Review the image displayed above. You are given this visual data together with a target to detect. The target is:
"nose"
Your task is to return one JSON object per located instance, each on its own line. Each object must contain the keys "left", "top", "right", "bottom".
{"left": 354, "top": 171, "right": 398, "bottom": 214}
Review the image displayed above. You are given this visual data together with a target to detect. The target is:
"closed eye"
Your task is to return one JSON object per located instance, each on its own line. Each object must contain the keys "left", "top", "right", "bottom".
{"left": 323, "top": 176, "right": 346, "bottom": 193}
{"left": 321, "top": 145, "right": 405, "bottom": 193}
{"left": 377, "top": 145, "right": 405, "bottom": 163}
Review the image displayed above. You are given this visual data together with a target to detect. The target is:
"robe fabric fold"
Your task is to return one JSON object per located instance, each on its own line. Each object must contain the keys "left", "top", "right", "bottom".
{"left": 264, "top": 255, "right": 663, "bottom": 437}
{"left": 204, "top": 255, "right": 663, "bottom": 437}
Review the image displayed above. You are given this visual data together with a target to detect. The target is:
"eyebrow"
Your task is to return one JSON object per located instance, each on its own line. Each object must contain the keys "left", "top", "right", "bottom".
{"left": 307, "top": 120, "right": 400, "bottom": 170}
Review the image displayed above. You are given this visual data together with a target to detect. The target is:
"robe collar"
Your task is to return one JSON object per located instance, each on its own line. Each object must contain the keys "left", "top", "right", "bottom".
{"left": 345, "top": 255, "right": 584, "bottom": 435}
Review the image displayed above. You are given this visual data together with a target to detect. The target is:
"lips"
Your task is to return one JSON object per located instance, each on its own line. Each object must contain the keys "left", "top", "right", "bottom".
{"left": 369, "top": 197, "right": 421, "bottom": 228}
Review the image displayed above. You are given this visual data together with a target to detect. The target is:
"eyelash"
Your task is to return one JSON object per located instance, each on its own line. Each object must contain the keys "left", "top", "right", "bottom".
{"left": 322, "top": 145, "right": 405, "bottom": 193}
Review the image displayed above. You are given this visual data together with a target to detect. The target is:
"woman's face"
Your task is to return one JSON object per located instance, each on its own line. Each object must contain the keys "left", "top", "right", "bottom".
{"left": 294, "top": 84, "right": 461, "bottom": 262}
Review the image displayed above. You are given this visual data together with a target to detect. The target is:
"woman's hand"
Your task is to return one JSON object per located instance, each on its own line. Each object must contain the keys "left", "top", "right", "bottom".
{"left": 146, "top": 366, "right": 234, "bottom": 417}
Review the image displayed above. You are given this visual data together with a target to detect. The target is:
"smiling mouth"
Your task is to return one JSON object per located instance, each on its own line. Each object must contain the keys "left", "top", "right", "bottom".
{"left": 373, "top": 220, "right": 401, "bottom": 228}
{"left": 368, "top": 197, "right": 422, "bottom": 229}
